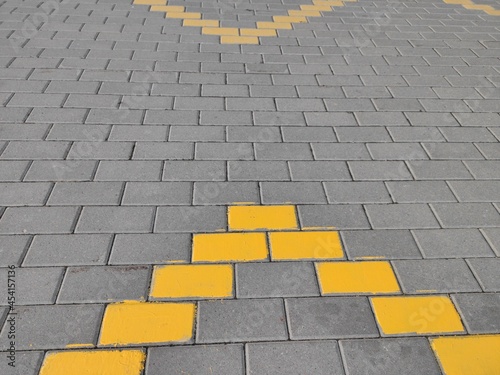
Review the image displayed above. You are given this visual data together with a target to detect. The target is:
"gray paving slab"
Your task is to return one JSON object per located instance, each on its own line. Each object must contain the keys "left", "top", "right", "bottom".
{"left": 255, "top": 143, "right": 313, "bottom": 161}
{"left": 392, "top": 259, "right": 481, "bottom": 294}
{"left": 247, "top": 340, "right": 345, "bottom": 375}
{"left": 0, "top": 351, "right": 43, "bottom": 375}
{"left": 24, "top": 160, "right": 97, "bottom": 182}
{"left": 386, "top": 181, "right": 457, "bottom": 203}
{"left": 133, "top": 142, "right": 194, "bottom": 160}
{"left": 365, "top": 204, "right": 440, "bottom": 229}
{"left": 261, "top": 182, "right": 327, "bottom": 204}
{"left": 48, "top": 182, "right": 123, "bottom": 205}
{"left": 194, "top": 182, "right": 260, "bottom": 205}
{"left": 0, "top": 207, "right": 79, "bottom": 234}
{"left": 236, "top": 262, "right": 319, "bottom": 298}
{"left": 123, "top": 182, "right": 192, "bottom": 205}
{"left": 57, "top": 265, "right": 150, "bottom": 303}
{"left": 452, "top": 293, "right": 500, "bottom": 334}
{"left": 163, "top": 160, "right": 226, "bottom": 181}
{"left": 325, "top": 182, "right": 392, "bottom": 204}
{"left": 0, "top": 161, "right": 29, "bottom": 182}
{"left": 0, "top": 235, "right": 31, "bottom": 266}
{"left": 481, "top": 228, "right": 500, "bottom": 256}
{"left": 0, "top": 267, "right": 64, "bottom": 305}
{"left": 348, "top": 161, "right": 413, "bottom": 180}
{"left": 109, "top": 233, "right": 191, "bottom": 265}
{"left": 431, "top": 203, "right": 500, "bottom": 228}
{"left": 228, "top": 161, "right": 289, "bottom": 181}
{"left": 197, "top": 299, "right": 288, "bottom": 343}
{"left": 95, "top": 161, "right": 162, "bottom": 181}
{"left": 413, "top": 229, "right": 495, "bottom": 258}
{"left": 464, "top": 160, "right": 500, "bottom": 179}
{"left": 286, "top": 297, "right": 379, "bottom": 340}
{"left": 24, "top": 234, "right": 112, "bottom": 267}
{"left": 76, "top": 206, "right": 155, "bottom": 233}
{"left": 298, "top": 204, "right": 370, "bottom": 230}
{"left": 0, "top": 304, "right": 103, "bottom": 350}
{"left": 147, "top": 344, "right": 245, "bottom": 375}
{"left": 289, "top": 161, "right": 351, "bottom": 181}
{"left": 467, "top": 258, "right": 500, "bottom": 292}
{"left": 341, "top": 230, "right": 422, "bottom": 260}
{"left": 340, "top": 338, "right": 441, "bottom": 375}
{"left": 1, "top": 141, "right": 70, "bottom": 160}
{"left": 155, "top": 206, "right": 227, "bottom": 232}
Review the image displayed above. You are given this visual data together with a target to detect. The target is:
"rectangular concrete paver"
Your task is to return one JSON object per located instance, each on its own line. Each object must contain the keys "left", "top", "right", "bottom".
{"left": 196, "top": 299, "right": 288, "bottom": 343}
{"left": 247, "top": 340, "right": 345, "bottom": 375}
{"left": 0, "top": 304, "right": 103, "bottom": 350}
{"left": 286, "top": 297, "right": 379, "bottom": 340}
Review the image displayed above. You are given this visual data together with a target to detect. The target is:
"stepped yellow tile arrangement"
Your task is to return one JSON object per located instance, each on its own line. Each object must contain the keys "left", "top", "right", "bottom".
{"left": 132, "top": 0, "right": 358, "bottom": 44}
{"left": 38, "top": 205, "right": 500, "bottom": 375}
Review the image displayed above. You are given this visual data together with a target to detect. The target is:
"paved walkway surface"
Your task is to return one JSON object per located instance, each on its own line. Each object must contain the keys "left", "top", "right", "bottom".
{"left": 0, "top": 0, "right": 500, "bottom": 373}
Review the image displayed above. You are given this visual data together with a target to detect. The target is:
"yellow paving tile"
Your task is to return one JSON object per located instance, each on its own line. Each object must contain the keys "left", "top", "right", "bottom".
{"left": 228, "top": 205, "right": 298, "bottom": 231}
{"left": 431, "top": 335, "right": 500, "bottom": 375}
{"left": 256, "top": 22, "right": 293, "bottom": 29}
{"left": 150, "top": 264, "right": 233, "bottom": 299}
{"left": 270, "top": 231, "right": 344, "bottom": 260}
{"left": 133, "top": 0, "right": 165, "bottom": 4}
{"left": 165, "top": 12, "right": 201, "bottom": 19}
{"left": 288, "top": 9, "right": 322, "bottom": 16}
{"left": 371, "top": 296, "right": 465, "bottom": 335}
{"left": 39, "top": 350, "right": 145, "bottom": 375}
{"left": 316, "top": 261, "right": 400, "bottom": 294}
{"left": 99, "top": 301, "right": 195, "bottom": 346}
{"left": 192, "top": 232, "right": 268, "bottom": 262}
{"left": 221, "top": 36, "right": 259, "bottom": 44}
{"left": 484, "top": 8, "right": 500, "bottom": 15}
{"left": 202, "top": 27, "right": 239, "bottom": 36}
{"left": 150, "top": 5, "right": 185, "bottom": 11}
{"left": 273, "top": 15, "right": 308, "bottom": 23}
{"left": 183, "top": 19, "right": 219, "bottom": 27}
{"left": 240, "top": 28, "right": 278, "bottom": 36}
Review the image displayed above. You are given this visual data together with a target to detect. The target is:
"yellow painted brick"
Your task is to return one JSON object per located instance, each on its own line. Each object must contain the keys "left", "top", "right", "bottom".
{"left": 221, "top": 36, "right": 259, "bottom": 44}
{"left": 228, "top": 205, "right": 298, "bottom": 231}
{"left": 484, "top": 8, "right": 500, "bottom": 15}
{"left": 150, "top": 5, "right": 185, "bottom": 11}
{"left": 288, "top": 10, "right": 322, "bottom": 16}
{"left": 165, "top": 12, "right": 201, "bottom": 19}
{"left": 431, "top": 335, "right": 500, "bottom": 375}
{"left": 202, "top": 27, "right": 239, "bottom": 36}
{"left": 40, "top": 350, "right": 145, "bottom": 375}
{"left": 183, "top": 19, "right": 219, "bottom": 27}
{"left": 240, "top": 28, "right": 278, "bottom": 36}
{"left": 300, "top": 4, "right": 333, "bottom": 10}
{"left": 270, "top": 231, "right": 344, "bottom": 260}
{"left": 272, "top": 15, "right": 308, "bottom": 23}
{"left": 99, "top": 301, "right": 195, "bottom": 345}
{"left": 317, "top": 261, "right": 400, "bottom": 294}
{"left": 150, "top": 264, "right": 233, "bottom": 299}
{"left": 256, "top": 22, "right": 293, "bottom": 29}
{"left": 193, "top": 232, "right": 268, "bottom": 262}
{"left": 371, "top": 296, "right": 465, "bottom": 335}
{"left": 133, "top": 0, "right": 165, "bottom": 4}
{"left": 463, "top": 3, "right": 491, "bottom": 10}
